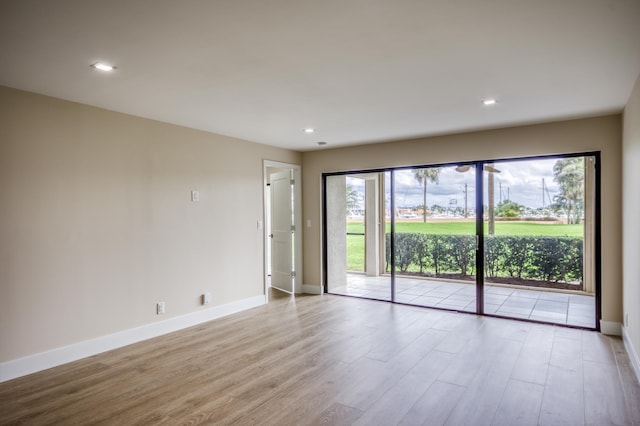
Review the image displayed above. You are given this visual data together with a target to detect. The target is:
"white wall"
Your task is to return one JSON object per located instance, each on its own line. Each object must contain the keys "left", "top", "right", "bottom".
{"left": 0, "top": 86, "right": 301, "bottom": 366}
{"left": 622, "top": 73, "right": 640, "bottom": 374}
{"left": 302, "top": 115, "right": 623, "bottom": 325}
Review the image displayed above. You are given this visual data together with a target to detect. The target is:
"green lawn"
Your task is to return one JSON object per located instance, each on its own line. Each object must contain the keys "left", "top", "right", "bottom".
{"left": 347, "top": 235, "right": 365, "bottom": 271}
{"left": 346, "top": 221, "right": 583, "bottom": 237}
{"left": 346, "top": 220, "right": 583, "bottom": 271}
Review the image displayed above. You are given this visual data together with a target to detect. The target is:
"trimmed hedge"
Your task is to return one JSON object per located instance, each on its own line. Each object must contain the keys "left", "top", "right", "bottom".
{"left": 385, "top": 233, "right": 583, "bottom": 284}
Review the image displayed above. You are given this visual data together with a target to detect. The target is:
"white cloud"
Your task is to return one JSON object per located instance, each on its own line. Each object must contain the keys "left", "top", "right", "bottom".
{"left": 340, "top": 156, "right": 588, "bottom": 209}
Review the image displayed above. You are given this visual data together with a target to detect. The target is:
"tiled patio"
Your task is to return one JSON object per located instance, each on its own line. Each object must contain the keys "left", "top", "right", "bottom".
{"left": 330, "top": 274, "right": 596, "bottom": 328}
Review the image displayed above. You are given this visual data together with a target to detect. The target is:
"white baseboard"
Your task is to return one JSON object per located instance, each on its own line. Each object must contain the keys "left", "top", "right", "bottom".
{"left": 302, "top": 284, "right": 323, "bottom": 295}
{"left": 0, "top": 294, "right": 266, "bottom": 383}
{"left": 622, "top": 326, "right": 640, "bottom": 386}
{"left": 600, "top": 320, "right": 622, "bottom": 336}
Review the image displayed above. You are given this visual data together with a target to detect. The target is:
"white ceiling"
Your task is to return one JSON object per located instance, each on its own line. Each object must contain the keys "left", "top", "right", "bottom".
{"left": 1, "top": 0, "right": 639, "bottom": 151}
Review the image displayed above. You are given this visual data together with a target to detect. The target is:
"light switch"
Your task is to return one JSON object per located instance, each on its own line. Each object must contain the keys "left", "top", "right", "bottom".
{"left": 257, "top": 220, "right": 263, "bottom": 230}
{"left": 191, "top": 190, "right": 199, "bottom": 202}
{"left": 306, "top": 219, "right": 312, "bottom": 228}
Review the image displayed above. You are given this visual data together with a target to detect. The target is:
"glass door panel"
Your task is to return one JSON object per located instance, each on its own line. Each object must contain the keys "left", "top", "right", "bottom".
{"left": 326, "top": 173, "right": 391, "bottom": 301}
{"left": 482, "top": 157, "right": 596, "bottom": 327}
{"left": 392, "top": 166, "right": 477, "bottom": 312}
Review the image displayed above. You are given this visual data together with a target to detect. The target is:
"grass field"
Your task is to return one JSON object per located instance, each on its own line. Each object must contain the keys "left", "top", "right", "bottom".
{"left": 346, "top": 220, "right": 583, "bottom": 271}
{"left": 346, "top": 221, "right": 583, "bottom": 237}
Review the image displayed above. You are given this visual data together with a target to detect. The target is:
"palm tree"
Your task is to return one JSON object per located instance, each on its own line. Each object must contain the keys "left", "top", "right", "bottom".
{"left": 553, "top": 158, "right": 584, "bottom": 224}
{"left": 346, "top": 184, "right": 359, "bottom": 215}
{"left": 412, "top": 168, "right": 440, "bottom": 222}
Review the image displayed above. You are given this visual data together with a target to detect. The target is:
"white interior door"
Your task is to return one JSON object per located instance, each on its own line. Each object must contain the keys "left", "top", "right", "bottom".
{"left": 270, "top": 170, "right": 294, "bottom": 292}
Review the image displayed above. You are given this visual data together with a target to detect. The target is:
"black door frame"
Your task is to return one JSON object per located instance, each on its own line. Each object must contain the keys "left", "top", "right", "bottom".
{"left": 322, "top": 151, "right": 601, "bottom": 330}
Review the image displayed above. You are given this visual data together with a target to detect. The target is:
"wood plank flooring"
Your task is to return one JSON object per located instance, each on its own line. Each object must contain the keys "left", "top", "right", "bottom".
{"left": 1, "top": 289, "right": 639, "bottom": 425}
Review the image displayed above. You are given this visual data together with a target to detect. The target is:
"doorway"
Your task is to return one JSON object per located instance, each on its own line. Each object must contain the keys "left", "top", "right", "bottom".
{"left": 264, "top": 161, "right": 302, "bottom": 296}
{"left": 323, "top": 153, "right": 599, "bottom": 329}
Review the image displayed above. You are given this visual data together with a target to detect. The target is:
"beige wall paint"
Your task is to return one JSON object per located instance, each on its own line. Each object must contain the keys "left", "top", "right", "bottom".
{"left": 0, "top": 86, "right": 301, "bottom": 362}
{"left": 302, "top": 115, "right": 622, "bottom": 323}
{"left": 623, "top": 73, "right": 640, "bottom": 355}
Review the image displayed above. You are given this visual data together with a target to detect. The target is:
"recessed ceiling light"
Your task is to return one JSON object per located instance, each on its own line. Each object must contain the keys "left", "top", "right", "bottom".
{"left": 482, "top": 99, "right": 497, "bottom": 106}
{"left": 304, "top": 128, "right": 315, "bottom": 133}
{"left": 91, "top": 62, "right": 116, "bottom": 72}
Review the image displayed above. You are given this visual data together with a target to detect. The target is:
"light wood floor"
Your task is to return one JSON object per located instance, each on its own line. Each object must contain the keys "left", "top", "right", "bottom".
{"left": 1, "top": 289, "right": 639, "bottom": 425}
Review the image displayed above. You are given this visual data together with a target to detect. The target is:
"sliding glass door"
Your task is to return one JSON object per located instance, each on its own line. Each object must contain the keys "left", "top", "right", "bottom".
{"left": 325, "top": 172, "right": 391, "bottom": 301}
{"left": 391, "top": 166, "right": 477, "bottom": 313}
{"left": 482, "top": 156, "right": 596, "bottom": 327}
{"left": 324, "top": 153, "right": 598, "bottom": 329}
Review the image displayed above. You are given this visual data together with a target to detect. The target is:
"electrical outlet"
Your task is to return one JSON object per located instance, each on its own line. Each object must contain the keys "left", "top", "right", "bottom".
{"left": 202, "top": 292, "right": 211, "bottom": 305}
{"left": 157, "top": 302, "right": 166, "bottom": 315}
